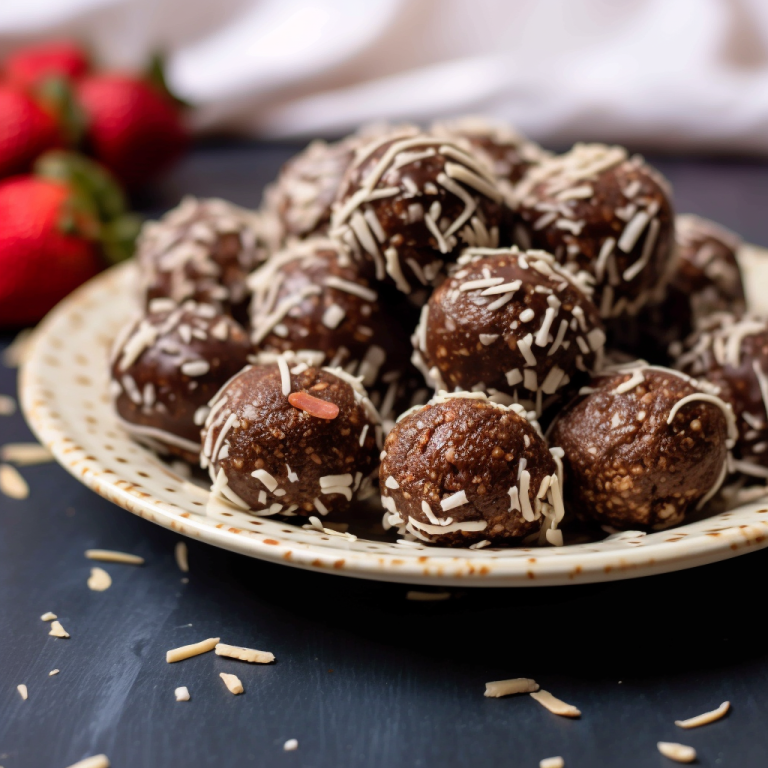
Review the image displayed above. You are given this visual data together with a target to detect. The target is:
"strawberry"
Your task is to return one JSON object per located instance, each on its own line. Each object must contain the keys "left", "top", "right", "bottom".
{"left": 0, "top": 151, "right": 142, "bottom": 326}
{"left": 0, "top": 85, "right": 62, "bottom": 178}
{"left": 4, "top": 41, "right": 90, "bottom": 89}
{"left": 0, "top": 176, "right": 101, "bottom": 326}
{"left": 77, "top": 73, "right": 188, "bottom": 189}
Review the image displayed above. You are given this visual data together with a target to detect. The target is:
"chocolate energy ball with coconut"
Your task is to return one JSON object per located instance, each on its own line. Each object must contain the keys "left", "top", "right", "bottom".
{"left": 110, "top": 300, "right": 252, "bottom": 462}
{"left": 137, "top": 196, "right": 279, "bottom": 322}
{"left": 248, "top": 236, "right": 420, "bottom": 426}
{"left": 412, "top": 247, "right": 605, "bottom": 415}
{"left": 262, "top": 136, "right": 361, "bottom": 242}
{"left": 330, "top": 130, "right": 509, "bottom": 297}
{"left": 514, "top": 143, "right": 675, "bottom": 321}
{"left": 380, "top": 392, "right": 565, "bottom": 547}
{"left": 638, "top": 214, "right": 746, "bottom": 361}
{"left": 430, "top": 116, "right": 549, "bottom": 198}
{"left": 550, "top": 364, "right": 735, "bottom": 530}
{"left": 676, "top": 314, "right": 768, "bottom": 481}
{"left": 201, "top": 363, "right": 380, "bottom": 517}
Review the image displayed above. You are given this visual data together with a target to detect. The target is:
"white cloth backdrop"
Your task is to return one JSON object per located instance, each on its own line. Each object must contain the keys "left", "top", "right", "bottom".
{"left": 4, "top": 0, "right": 768, "bottom": 151}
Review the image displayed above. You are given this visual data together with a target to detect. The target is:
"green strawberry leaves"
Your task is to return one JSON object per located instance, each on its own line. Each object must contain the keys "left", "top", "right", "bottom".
{"left": 34, "top": 150, "right": 142, "bottom": 264}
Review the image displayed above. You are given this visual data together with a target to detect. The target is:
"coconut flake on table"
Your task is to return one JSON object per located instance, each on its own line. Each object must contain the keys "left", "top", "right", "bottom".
{"left": 0, "top": 442, "right": 53, "bottom": 465}
{"left": 0, "top": 463, "right": 29, "bottom": 499}
{"left": 530, "top": 689, "right": 581, "bottom": 717}
{"left": 485, "top": 678, "right": 540, "bottom": 697}
{"left": 657, "top": 742, "right": 697, "bottom": 763}
{"left": 675, "top": 700, "right": 730, "bottom": 729}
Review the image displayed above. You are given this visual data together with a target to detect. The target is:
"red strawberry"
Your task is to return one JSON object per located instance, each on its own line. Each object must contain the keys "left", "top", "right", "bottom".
{"left": 77, "top": 74, "right": 188, "bottom": 189}
{"left": 0, "top": 85, "right": 62, "bottom": 178}
{"left": 0, "top": 175, "right": 102, "bottom": 326}
{"left": 4, "top": 41, "right": 90, "bottom": 89}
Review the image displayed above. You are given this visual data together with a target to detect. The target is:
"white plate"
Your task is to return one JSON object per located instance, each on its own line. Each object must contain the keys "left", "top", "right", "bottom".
{"left": 19, "top": 254, "right": 768, "bottom": 587}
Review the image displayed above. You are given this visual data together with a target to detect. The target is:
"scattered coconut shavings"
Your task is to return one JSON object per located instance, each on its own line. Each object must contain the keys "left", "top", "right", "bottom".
{"left": 0, "top": 463, "right": 29, "bottom": 499}
{"left": 219, "top": 672, "right": 244, "bottom": 695}
{"left": 17, "top": 684, "right": 28, "bottom": 700}
{"left": 85, "top": 549, "right": 144, "bottom": 565}
{"left": 675, "top": 700, "right": 730, "bottom": 729}
{"left": 530, "top": 689, "right": 581, "bottom": 717}
{"left": 166, "top": 637, "right": 220, "bottom": 663}
{"left": 406, "top": 590, "right": 451, "bottom": 601}
{"left": 49, "top": 620, "right": 70, "bottom": 638}
{"left": 287, "top": 391, "right": 340, "bottom": 419}
{"left": 40, "top": 612, "right": 57, "bottom": 621}
{"left": 175, "top": 686, "right": 190, "bottom": 702}
{"left": 0, "top": 442, "right": 53, "bottom": 465}
{"left": 3, "top": 328, "right": 34, "bottom": 368}
{"left": 485, "top": 678, "right": 540, "bottom": 697}
{"left": 49, "top": 669, "right": 60, "bottom": 676}
{"left": 657, "top": 742, "right": 697, "bottom": 763}
{"left": 284, "top": 739, "right": 299, "bottom": 752}
{"left": 0, "top": 394, "right": 16, "bottom": 416}
{"left": 65, "top": 755, "right": 110, "bottom": 768}
{"left": 175, "top": 541, "right": 189, "bottom": 573}
{"left": 215, "top": 642, "right": 275, "bottom": 664}
{"left": 87, "top": 567, "right": 112, "bottom": 591}
{"left": 540, "top": 758, "right": 564, "bottom": 768}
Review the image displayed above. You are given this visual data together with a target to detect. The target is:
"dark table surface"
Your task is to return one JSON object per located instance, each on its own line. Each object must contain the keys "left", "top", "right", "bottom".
{"left": 2, "top": 145, "right": 768, "bottom": 768}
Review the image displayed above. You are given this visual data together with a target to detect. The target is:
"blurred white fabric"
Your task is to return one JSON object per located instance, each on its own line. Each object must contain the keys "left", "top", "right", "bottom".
{"left": 4, "top": 0, "right": 768, "bottom": 151}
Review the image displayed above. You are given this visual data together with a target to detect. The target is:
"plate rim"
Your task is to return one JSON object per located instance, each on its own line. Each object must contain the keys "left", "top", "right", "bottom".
{"left": 18, "top": 259, "right": 768, "bottom": 587}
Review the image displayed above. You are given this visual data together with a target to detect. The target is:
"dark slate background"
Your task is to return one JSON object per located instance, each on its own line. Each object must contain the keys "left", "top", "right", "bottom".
{"left": 2, "top": 144, "right": 768, "bottom": 768}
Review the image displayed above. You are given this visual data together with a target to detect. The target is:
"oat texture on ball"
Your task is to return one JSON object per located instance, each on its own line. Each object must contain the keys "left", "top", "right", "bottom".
{"left": 137, "top": 196, "right": 280, "bottom": 321}
{"left": 201, "top": 363, "right": 381, "bottom": 517}
{"left": 676, "top": 313, "right": 768, "bottom": 481}
{"left": 551, "top": 363, "right": 735, "bottom": 530}
{"left": 380, "top": 391, "right": 565, "bottom": 547}
{"left": 110, "top": 300, "right": 252, "bottom": 462}
{"left": 514, "top": 143, "right": 675, "bottom": 320}
{"left": 412, "top": 246, "right": 605, "bottom": 415}
{"left": 330, "top": 129, "right": 509, "bottom": 296}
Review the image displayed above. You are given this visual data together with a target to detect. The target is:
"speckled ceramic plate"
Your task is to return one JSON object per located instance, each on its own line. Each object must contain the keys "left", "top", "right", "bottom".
{"left": 19, "top": 251, "right": 768, "bottom": 587}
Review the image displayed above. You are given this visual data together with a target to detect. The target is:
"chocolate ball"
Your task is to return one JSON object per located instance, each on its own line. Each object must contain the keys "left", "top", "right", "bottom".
{"left": 110, "top": 300, "right": 251, "bottom": 462}
{"left": 551, "top": 365, "right": 734, "bottom": 530}
{"left": 201, "top": 364, "right": 380, "bottom": 517}
{"left": 380, "top": 392, "right": 564, "bottom": 547}
{"left": 137, "top": 196, "right": 279, "bottom": 322}
{"left": 263, "top": 136, "right": 360, "bottom": 241}
{"left": 514, "top": 143, "right": 675, "bottom": 320}
{"left": 676, "top": 313, "right": 768, "bottom": 481}
{"left": 641, "top": 214, "right": 746, "bottom": 361}
{"left": 430, "top": 116, "right": 549, "bottom": 195}
{"left": 412, "top": 247, "right": 605, "bottom": 415}
{"left": 330, "top": 130, "right": 509, "bottom": 296}
{"left": 248, "top": 236, "right": 419, "bottom": 426}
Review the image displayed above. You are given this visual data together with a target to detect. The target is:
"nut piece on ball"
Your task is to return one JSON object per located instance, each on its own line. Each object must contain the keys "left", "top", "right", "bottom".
{"left": 676, "top": 313, "right": 768, "bottom": 480}
{"left": 412, "top": 246, "right": 605, "bottom": 415}
{"left": 380, "top": 392, "right": 565, "bottom": 547}
{"left": 201, "top": 364, "right": 380, "bottom": 517}
{"left": 514, "top": 143, "right": 675, "bottom": 320}
{"left": 110, "top": 300, "right": 252, "bottom": 462}
{"left": 137, "top": 196, "right": 279, "bottom": 321}
{"left": 551, "top": 364, "right": 735, "bottom": 530}
{"left": 330, "top": 130, "right": 509, "bottom": 296}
